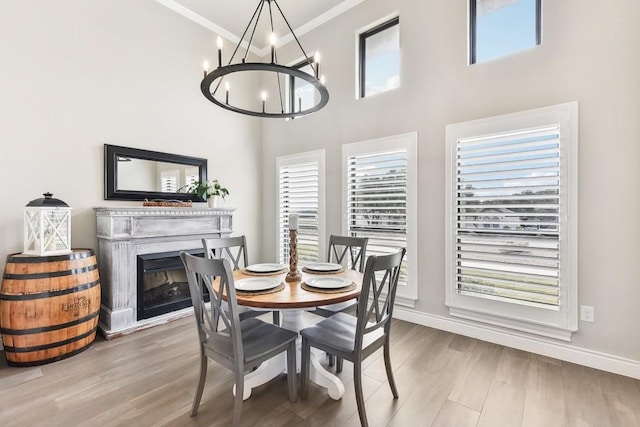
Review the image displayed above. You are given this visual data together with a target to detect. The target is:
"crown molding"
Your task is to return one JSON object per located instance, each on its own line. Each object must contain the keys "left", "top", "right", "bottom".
{"left": 156, "top": 0, "right": 368, "bottom": 57}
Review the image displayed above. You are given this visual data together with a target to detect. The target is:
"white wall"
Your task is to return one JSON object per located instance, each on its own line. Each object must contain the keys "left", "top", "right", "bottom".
{"left": 0, "top": 0, "right": 264, "bottom": 273}
{"left": 261, "top": 0, "right": 640, "bottom": 365}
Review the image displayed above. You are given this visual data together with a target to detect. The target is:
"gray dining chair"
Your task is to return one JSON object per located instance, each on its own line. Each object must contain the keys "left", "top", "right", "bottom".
{"left": 203, "top": 236, "right": 280, "bottom": 325}
{"left": 314, "top": 235, "right": 368, "bottom": 370}
{"left": 180, "top": 252, "right": 298, "bottom": 427}
{"left": 300, "top": 248, "right": 406, "bottom": 427}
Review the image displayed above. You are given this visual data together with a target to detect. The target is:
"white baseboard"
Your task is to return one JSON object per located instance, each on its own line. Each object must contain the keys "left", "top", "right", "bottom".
{"left": 394, "top": 307, "right": 640, "bottom": 380}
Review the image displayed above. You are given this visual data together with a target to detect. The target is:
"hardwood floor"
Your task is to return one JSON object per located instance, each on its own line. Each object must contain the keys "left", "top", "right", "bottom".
{"left": 1, "top": 315, "right": 639, "bottom": 426}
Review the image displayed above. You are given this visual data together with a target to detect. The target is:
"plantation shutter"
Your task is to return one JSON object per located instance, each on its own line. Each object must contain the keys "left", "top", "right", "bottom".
{"left": 455, "top": 126, "right": 561, "bottom": 309}
{"left": 278, "top": 160, "right": 320, "bottom": 264}
{"left": 347, "top": 149, "right": 408, "bottom": 285}
{"left": 161, "top": 170, "right": 178, "bottom": 193}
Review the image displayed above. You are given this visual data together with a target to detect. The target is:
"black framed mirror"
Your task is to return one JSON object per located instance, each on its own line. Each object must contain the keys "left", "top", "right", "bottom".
{"left": 104, "top": 144, "right": 208, "bottom": 201}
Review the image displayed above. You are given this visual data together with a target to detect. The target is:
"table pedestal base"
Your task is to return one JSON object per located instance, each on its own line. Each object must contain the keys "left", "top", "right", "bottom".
{"left": 233, "top": 308, "right": 345, "bottom": 401}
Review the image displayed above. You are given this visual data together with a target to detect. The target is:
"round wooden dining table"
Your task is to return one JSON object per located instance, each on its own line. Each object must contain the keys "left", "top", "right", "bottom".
{"left": 228, "top": 267, "right": 363, "bottom": 401}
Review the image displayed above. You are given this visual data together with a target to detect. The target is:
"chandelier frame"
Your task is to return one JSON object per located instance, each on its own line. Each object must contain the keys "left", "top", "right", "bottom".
{"left": 201, "top": 0, "right": 329, "bottom": 119}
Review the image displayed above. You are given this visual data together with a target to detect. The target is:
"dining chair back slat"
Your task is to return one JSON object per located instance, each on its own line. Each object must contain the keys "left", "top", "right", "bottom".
{"left": 356, "top": 250, "right": 404, "bottom": 349}
{"left": 203, "top": 236, "right": 248, "bottom": 270}
{"left": 327, "top": 235, "right": 369, "bottom": 272}
{"left": 202, "top": 236, "right": 280, "bottom": 325}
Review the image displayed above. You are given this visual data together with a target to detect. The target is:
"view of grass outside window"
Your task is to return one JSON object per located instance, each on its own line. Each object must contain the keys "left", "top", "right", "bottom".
{"left": 470, "top": 0, "right": 541, "bottom": 64}
{"left": 359, "top": 17, "right": 400, "bottom": 98}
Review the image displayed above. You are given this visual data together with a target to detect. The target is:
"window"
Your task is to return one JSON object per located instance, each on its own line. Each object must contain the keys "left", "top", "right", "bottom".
{"left": 358, "top": 16, "right": 400, "bottom": 98}
{"left": 184, "top": 167, "right": 199, "bottom": 188}
{"left": 289, "top": 58, "right": 316, "bottom": 115}
{"left": 445, "top": 102, "right": 578, "bottom": 340}
{"left": 160, "top": 170, "right": 178, "bottom": 193}
{"left": 343, "top": 132, "right": 417, "bottom": 305}
{"left": 277, "top": 150, "right": 325, "bottom": 265}
{"left": 470, "top": 0, "right": 541, "bottom": 64}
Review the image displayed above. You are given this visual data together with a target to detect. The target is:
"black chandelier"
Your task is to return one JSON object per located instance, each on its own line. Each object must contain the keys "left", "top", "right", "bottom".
{"left": 201, "top": 0, "right": 329, "bottom": 119}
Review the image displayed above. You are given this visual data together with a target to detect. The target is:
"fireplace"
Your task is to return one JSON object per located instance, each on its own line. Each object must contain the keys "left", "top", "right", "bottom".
{"left": 94, "top": 206, "right": 233, "bottom": 339}
{"left": 137, "top": 248, "right": 207, "bottom": 320}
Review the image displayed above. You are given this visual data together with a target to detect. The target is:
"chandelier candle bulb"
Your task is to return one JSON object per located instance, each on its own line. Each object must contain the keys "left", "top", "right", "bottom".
{"left": 314, "top": 51, "right": 321, "bottom": 78}
{"left": 225, "top": 81, "right": 230, "bottom": 104}
{"left": 216, "top": 36, "right": 223, "bottom": 67}
{"left": 203, "top": 60, "right": 209, "bottom": 78}
{"left": 289, "top": 213, "right": 299, "bottom": 230}
{"left": 270, "top": 33, "right": 277, "bottom": 64}
{"left": 261, "top": 91, "right": 267, "bottom": 113}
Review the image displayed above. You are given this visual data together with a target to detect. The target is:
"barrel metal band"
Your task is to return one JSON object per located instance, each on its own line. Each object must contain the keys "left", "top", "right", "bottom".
{"left": 3, "top": 326, "right": 98, "bottom": 353}
{"left": 6, "top": 343, "right": 94, "bottom": 367}
{"left": 3, "top": 263, "right": 97, "bottom": 280}
{"left": 5, "top": 249, "right": 94, "bottom": 263}
{"left": 0, "top": 278, "right": 100, "bottom": 301}
{"left": 0, "top": 310, "right": 99, "bottom": 335}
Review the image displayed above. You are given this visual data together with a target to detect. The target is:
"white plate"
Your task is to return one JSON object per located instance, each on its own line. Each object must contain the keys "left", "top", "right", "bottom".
{"left": 305, "top": 276, "right": 352, "bottom": 290}
{"left": 304, "top": 262, "right": 343, "bottom": 272}
{"left": 245, "top": 263, "right": 285, "bottom": 274}
{"left": 235, "top": 278, "right": 281, "bottom": 292}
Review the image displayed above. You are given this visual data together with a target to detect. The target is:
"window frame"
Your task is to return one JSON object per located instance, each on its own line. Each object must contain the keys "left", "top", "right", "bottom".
{"left": 342, "top": 132, "right": 418, "bottom": 306}
{"left": 276, "top": 150, "right": 326, "bottom": 265}
{"left": 469, "top": 0, "right": 542, "bottom": 64}
{"left": 358, "top": 16, "right": 400, "bottom": 99}
{"left": 445, "top": 102, "right": 578, "bottom": 341}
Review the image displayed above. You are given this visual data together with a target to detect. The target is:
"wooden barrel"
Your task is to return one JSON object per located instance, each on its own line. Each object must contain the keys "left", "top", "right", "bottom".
{"left": 0, "top": 249, "right": 101, "bottom": 367}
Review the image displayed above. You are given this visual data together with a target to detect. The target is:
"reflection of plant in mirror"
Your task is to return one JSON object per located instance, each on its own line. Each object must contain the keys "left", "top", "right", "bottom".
{"left": 181, "top": 180, "right": 229, "bottom": 200}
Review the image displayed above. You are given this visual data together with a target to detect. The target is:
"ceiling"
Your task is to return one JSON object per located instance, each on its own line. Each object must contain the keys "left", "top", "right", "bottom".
{"left": 156, "top": 0, "right": 366, "bottom": 56}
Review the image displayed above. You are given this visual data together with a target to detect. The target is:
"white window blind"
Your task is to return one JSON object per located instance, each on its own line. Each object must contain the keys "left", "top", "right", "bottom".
{"left": 277, "top": 151, "right": 325, "bottom": 265}
{"left": 455, "top": 127, "right": 561, "bottom": 308}
{"left": 343, "top": 132, "right": 418, "bottom": 306}
{"left": 161, "top": 170, "right": 178, "bottom": 193}
{"left": 347, "top": 149, "right": 408, "bottom": 286}
{"left": 445, "top": 102, "right": 578, "bottom": 340}
{"left": 184, "top": 167, "right": 199, "bottom": 189}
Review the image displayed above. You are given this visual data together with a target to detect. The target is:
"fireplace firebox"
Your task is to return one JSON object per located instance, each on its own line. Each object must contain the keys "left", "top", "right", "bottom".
{"left": 136, "top": 248, "right": 207, "bottom": 320}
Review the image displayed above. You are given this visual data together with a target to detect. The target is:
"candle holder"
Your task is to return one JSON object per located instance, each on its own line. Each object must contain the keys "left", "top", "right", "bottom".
{"left": 285, "top": 229, "right": 301, "bottom": 282}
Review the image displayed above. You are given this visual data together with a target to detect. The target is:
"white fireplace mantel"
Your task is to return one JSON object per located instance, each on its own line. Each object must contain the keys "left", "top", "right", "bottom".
{"left": 93, "top": 206, "right": 234, "bottom": 339}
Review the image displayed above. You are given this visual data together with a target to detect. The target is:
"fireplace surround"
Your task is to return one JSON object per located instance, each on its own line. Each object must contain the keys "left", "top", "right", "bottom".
{"left": 94, "top": 206, "right": 233, "bottom": 339}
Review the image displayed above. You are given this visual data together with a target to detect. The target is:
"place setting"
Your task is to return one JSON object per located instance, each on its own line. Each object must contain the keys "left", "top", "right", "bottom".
{"left": 302, "top": 262, "right": 345, "bottom": 275}
{"left": 301, "top": 275, "right": 355, "bottom": 294}
{"left": 242, "top": 263, "right": 287, "bottom": 276}
{"left": 234, "top": 276, "right": 285, "bottom": 296}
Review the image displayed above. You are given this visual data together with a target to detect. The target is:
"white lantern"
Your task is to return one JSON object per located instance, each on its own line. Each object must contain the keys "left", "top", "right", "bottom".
{"left": 23, "top": 193, "right": 73, "bottom": 256}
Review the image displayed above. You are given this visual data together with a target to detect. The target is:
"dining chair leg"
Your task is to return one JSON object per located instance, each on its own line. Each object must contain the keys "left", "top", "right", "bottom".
{"left": 272, "top": 310, "right": 280, "bottom": 325}
{"left": 191, "top": 353, "right": 208, "bottom": 416}
{"left": 232, "top": 371, "right": 244, "bottom": 427}
{"left": 336, "top": 356, "right": 344, "bottom": 373}
{"left": 354, "top": 359, "right": 368, "bottom": 427}
{"left": 383, "top": 338, "right": 399, "bottom": 399}
{"left": 300, "top": 338, "right": 311, "bottom": 398}
{"left": 286, "top": 341, "right": 298, "bottom": 402}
